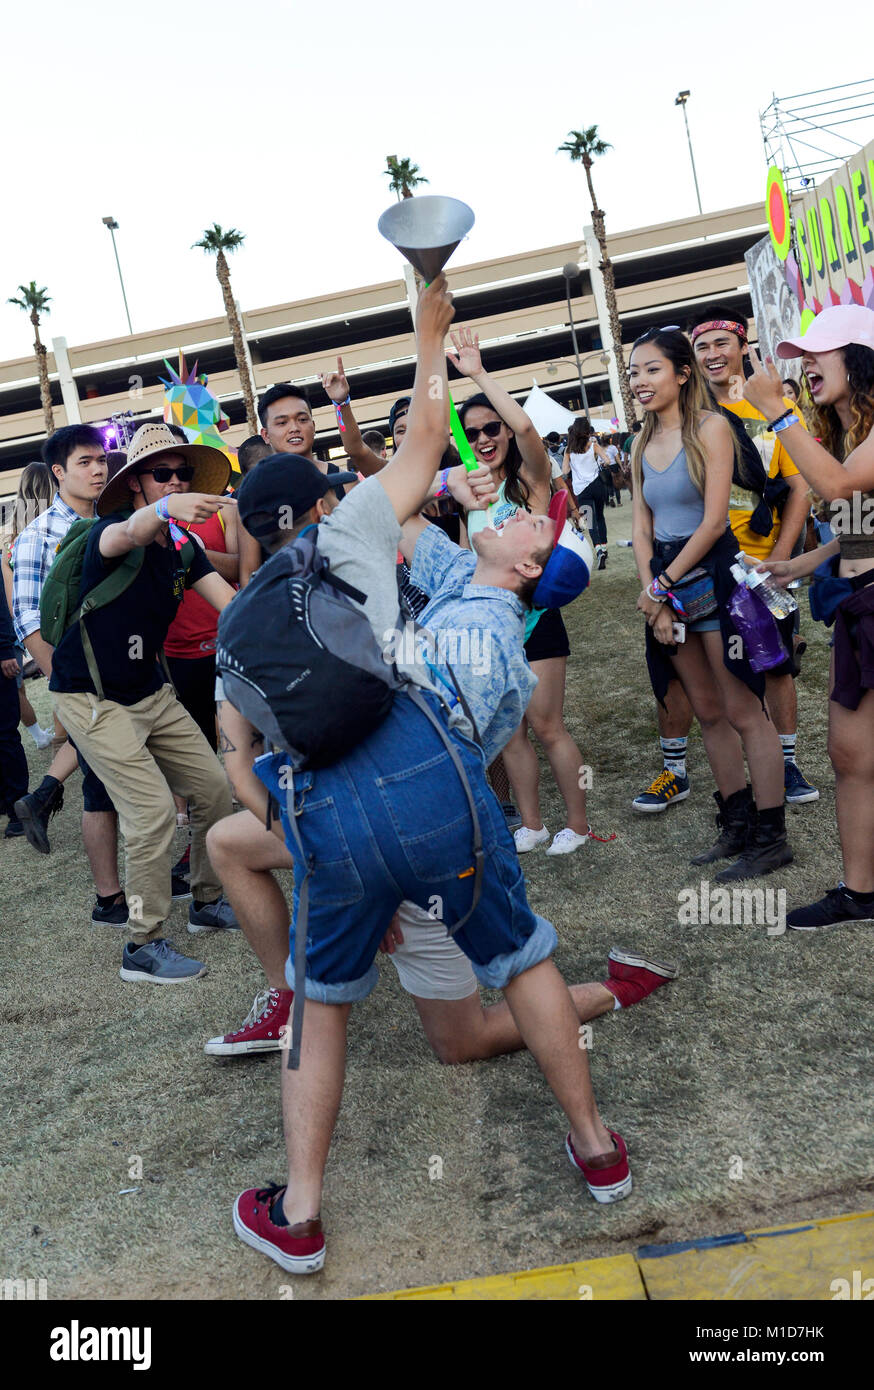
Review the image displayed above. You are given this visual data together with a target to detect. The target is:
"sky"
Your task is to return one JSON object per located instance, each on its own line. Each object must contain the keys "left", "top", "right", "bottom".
{"left": 1, "top": 0, "right": 871, "bottom": 366}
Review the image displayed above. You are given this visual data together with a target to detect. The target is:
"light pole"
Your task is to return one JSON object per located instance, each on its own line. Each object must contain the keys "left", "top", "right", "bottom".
{"left": 562, "top": 262, "right": 591, "bottom": 420}
{"left": 102, "top": 216, "right": 134, "bottom": 336}
{"left": 674, "top": 91, "right": 703, "bottom": 216}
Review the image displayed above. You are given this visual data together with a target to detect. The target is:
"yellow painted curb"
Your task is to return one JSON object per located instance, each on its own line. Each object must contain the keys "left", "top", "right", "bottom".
{"left": 359, "top": 1211, "right": 874, "bottom": 1301}
{"left": 360, "top": 1251, "right": 645, "bottom": 1301}
{"left": 640, "top": 1212, "right": 874, "bottom": 1302}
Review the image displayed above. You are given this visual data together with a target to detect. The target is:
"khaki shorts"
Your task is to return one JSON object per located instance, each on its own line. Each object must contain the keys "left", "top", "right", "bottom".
{"left": 389, "top": 901, "right": 478, "bottom": 1001}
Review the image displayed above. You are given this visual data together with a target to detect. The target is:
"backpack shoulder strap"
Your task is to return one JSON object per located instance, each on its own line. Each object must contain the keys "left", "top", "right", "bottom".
{"left": 74, "top": 547, "right": 145, "bottom": 701}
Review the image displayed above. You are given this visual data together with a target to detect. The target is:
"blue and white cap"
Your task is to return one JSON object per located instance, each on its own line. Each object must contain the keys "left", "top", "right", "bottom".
{"left": 533, "top": 522, "right": 593, "bottom": 610}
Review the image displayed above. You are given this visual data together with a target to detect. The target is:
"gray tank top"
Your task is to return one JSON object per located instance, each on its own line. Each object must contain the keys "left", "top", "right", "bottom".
{"left": 642, "top": 448, "right": 705, "bottom": 542}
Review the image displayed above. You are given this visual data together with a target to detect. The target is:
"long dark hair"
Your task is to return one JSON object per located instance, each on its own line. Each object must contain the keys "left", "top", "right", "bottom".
{"left": 809, "top": 342, "right": 874, "bottom": 462}
{"left": 567, "top": 419, "right": 593, "bottom": 453}
{"left": 456, "top": 392, "right": 530, "bottom": 511}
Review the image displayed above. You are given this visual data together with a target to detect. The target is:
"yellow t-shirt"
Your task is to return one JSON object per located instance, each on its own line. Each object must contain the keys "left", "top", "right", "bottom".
{"left": 725, "top": 396, "right": 803, "bottom": 561}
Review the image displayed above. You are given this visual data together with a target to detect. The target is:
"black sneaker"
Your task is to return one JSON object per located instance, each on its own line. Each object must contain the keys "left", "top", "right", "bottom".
{"left": 787, "top": 883, "right": 874, "bottom": 932}
{"left": 632, "top": 769, "right": 690, "bottom": 814}
{"left": 13, "top": 776, "right": 64, "bottom": 855}
{"left": 784, "top": 761, "right": 819, "bottom": 804}
{"left": 4, "top": 816, "right": 24, "bottom": 839}
{"left": 501, "top": 801, "right": 522, "bottom": 830}
{"left": 172, "top": 874, "right": 193, "bottom": 902}
{"left": 172, "top": 845, "right": 191, "bottom": 883}
{"left": 92, "top": 893, "right": 128, "bottom": 926}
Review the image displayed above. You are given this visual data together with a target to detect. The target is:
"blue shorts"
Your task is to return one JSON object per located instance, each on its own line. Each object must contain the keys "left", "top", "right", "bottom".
{"left": 255, "top": 692, "right": 556, "bottom": 1004}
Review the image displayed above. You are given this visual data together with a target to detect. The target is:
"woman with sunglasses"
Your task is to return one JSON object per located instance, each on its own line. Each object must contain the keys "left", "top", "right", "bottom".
{"left": 741, "top": 308, "right": 874, "bottom": 930}
{"left": 449, "top": 327, "right": 596, "bottom": 857}
{"left": 630, "top": 327, "right": 791, "bottom": 879}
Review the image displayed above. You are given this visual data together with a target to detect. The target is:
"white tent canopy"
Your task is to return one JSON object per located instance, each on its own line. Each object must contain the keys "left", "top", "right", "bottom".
{"left": 522, "top": 380, "right": 617, "bottom": 436}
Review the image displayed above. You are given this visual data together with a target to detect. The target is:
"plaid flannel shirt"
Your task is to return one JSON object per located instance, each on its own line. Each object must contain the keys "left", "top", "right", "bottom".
{"left": 11, "top": 495, "right": 85, "bottom": 643}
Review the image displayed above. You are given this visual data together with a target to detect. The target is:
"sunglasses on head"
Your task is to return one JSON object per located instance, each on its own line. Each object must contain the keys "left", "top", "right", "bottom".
{"left": 463, "top": 420, "right": 504, "bottom": 444}
{"left": 139, "top": 465, "right": 195, "bottom": 483}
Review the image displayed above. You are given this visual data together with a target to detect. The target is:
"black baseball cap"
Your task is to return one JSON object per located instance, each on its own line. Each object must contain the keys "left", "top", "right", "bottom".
{"left": 388, "top": 397, "right": 411, "bottom": 436}
{"left": 236, "top": 455, "right": 358, "bottom": 538}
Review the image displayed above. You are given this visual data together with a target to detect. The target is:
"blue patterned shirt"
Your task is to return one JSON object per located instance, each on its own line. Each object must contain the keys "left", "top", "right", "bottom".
{"left": 411, "top": 523, "right": 536, "bottom": 765}
{"left": 11, "top": 495, "right": 86, "bottom": 643}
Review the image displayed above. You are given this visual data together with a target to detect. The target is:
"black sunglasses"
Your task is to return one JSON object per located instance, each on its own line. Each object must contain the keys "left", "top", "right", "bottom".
{"left": 138, "top": 465, "right": 195, "bottom": 483}
{"left": 463, "top": 420, "right": 504, "bottom": 444}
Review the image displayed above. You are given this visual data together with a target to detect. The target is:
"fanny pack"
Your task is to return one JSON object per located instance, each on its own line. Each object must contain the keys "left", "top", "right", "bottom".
{"left": 664, "top": 567, "right": 718, "bottom": 621}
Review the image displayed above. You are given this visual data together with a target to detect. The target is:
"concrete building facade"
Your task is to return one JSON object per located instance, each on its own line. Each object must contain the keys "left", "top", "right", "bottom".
{"left": 0, "top": 200, "right": 766, "bottom": 492}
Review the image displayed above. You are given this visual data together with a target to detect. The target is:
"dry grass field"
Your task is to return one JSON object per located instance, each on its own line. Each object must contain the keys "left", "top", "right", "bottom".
{"left": 2, "top": 499, "right": 872, "bottom": 1300}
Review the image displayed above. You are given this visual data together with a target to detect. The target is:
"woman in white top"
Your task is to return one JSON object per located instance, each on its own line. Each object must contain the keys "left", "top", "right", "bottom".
{"left": 564, "top": 419, "right": 611, "bottom": 568}
{"left": 448, "top": 326, "right": 596, "bottom": 857}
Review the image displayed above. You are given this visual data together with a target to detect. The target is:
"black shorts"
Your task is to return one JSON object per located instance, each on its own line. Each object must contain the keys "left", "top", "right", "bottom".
{"left": 524, "top": 607, "right": 570, "bottom": 663}
{"left": 70, "top": 744, "right": 116, "bottom": 814}
{"left": 769, "top": 612, "right": 801, "bottom": 679}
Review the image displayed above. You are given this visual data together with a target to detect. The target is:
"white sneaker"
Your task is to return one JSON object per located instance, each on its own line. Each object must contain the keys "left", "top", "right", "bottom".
{"left": 546, "top": 827, "right": 590, "bottom": 856}
{"left": 514, "top": 825, "right": 550, "bottom": 854}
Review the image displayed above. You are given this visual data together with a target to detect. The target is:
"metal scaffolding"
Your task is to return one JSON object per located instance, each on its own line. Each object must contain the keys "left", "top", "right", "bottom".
{"left": 760, "top": 79, "right": 874, "bottom": 191}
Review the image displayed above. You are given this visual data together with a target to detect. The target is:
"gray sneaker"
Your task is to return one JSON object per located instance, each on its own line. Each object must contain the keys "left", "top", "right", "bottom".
{"left": 119, "top": 938, "right": 208, "bottom": 984}
{"left": 188, "top": 896, "right": 240, "bottom": 934}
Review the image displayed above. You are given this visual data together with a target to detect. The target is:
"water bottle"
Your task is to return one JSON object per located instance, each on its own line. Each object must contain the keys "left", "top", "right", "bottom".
{"left": 728, "top": 564, "right": 789, "bottom": 672}
{"left": 617, "top": 539, "right": 634, "bottom": 547}
{"left": 733, "top": 552, "right": 797, "bottom": 618}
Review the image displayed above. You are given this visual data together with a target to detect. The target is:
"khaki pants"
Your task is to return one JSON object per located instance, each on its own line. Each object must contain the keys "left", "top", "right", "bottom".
{"left": 53, "top": 684, "right": 232, "bottom": 944}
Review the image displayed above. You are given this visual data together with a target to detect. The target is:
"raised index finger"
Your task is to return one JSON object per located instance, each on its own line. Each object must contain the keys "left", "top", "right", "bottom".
{"left": 337, "top": 355, "right": 345, "bottom": 375}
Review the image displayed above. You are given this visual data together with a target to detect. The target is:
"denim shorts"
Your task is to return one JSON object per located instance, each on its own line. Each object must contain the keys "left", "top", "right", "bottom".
{"left": 255, "top": 691, "right": 556, "bottom": 1003}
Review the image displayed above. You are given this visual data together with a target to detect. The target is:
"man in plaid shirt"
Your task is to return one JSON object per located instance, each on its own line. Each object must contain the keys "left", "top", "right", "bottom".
{"left": 12, "top": 425, "right": 126, "bottom": 923}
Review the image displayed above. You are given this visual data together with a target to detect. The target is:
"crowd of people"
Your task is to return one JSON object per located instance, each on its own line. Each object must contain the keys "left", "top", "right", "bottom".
{"left": 1, "top": 276, "right": 873, "bottom": 1277}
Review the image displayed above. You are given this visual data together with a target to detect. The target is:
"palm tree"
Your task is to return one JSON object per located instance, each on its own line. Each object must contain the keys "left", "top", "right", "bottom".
{"left": 192, "top": 224, "right": 258, "bottom": 434}
{"left": 8, "top": 282, "right": 54, "bottom": 435}
{"left": 384, "top": 156, "right": 428, "bottom": 201}
{"left": 558, "top": 126, "right": 636, "bottom": 426}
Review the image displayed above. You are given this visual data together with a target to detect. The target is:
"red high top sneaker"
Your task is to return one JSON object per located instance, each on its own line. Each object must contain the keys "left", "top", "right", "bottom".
{"left": 204, "top": 988, "right": 293, "bottom": 1056}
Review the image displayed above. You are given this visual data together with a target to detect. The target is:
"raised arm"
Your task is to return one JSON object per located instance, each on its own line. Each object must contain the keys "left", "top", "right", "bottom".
{"left": 376, "top": 276, "right": 454, "bottom": 524}
{"left": 321, "top": 356, "right": 385, "bottom": 478}
{"left": 744, "top": 346, "right": 874, "bottom": 500}
{"left": 99, "top": 493, "right": 236, "bottom": 560}
{"left": 447, "top": 326, "right": 551, "bottom": 494}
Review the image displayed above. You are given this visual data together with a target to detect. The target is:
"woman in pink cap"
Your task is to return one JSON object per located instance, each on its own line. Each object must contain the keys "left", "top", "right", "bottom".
{"left": 744, "top": 304, "right": 874, "bottom": 931}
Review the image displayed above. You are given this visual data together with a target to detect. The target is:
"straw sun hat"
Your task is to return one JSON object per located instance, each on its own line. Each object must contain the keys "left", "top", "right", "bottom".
{"left": 97, "top": 422, "right": 230, "bottom": 517}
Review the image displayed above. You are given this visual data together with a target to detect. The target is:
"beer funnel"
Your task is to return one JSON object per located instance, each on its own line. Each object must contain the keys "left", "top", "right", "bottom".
{"left": 378, "top": 195, "right": 475, "bottom": 281}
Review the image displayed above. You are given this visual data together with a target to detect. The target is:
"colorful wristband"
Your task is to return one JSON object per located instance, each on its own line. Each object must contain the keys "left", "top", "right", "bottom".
{"left": 767, "top": 407, "right": 794, "bottom": 430}
{"left": 771, "top": 413, "right": 799, "bottom": 435}
{"left": 333, "top": 394, "right": 351, "bottom": 434}
{"left": 155, "top": 496, "right": 188, "bottom": 551}
{"left": 434, "top": 467, "right": 451, "bottom": 499}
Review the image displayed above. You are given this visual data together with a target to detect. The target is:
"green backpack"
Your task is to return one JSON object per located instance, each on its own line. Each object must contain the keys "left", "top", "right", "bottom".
{"left": 40, "top": 517, "right": 195, "bottom": 700}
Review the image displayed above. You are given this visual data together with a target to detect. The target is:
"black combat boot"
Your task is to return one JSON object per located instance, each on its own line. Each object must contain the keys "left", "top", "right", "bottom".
{"left": 690, "top": 786, "right": 752, "bottom": 865}
{"left": 716, "top": 804, "right": 793, "bottom": 882}
{"left": 13, "top": 775, "right": 64, "bottom": 854}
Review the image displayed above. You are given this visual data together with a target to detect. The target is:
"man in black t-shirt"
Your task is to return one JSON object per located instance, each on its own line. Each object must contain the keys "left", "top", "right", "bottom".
{"left": 50, "top": 423, "right": 241, "bottom": 984}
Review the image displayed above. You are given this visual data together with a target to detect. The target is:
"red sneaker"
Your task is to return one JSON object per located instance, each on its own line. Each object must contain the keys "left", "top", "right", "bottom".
{"left": 565, "top": 1130, "right": 632, "bottom": 1203}
{"left": 204, "top": 988, "right": 293, "bottom": 1056}
{"left": 603, "top": 946, "right": 678, "bottom": 1009}
{"left": 233, "top": 1183, "right": 325, "bottom": 1273}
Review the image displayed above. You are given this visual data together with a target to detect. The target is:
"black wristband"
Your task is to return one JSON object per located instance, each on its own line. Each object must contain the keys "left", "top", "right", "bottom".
{"left": 767, "top": 407, "right": 794, "bottom": 430}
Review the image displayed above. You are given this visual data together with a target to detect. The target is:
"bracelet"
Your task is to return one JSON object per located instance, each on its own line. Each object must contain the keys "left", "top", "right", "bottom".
{"left": 332, "top": 394, "right": 351, "bottom": 434}
{"left": 767, "top": 407, "right": 794, "bottom": 430}
{"left": 645, "top": 582, "right": 667, "bottom": 603}
{"left": 155, "top": 497, "right": 188, "bottom": 552}
{"left": 772, "top": 413, "right": 799, "bottom": 436}
{"left": 434, "top": 467, "right": 451, "bottom": 500}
